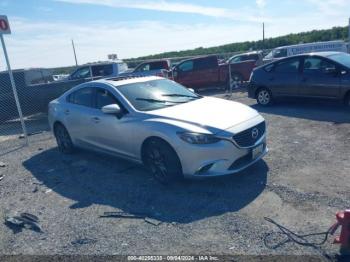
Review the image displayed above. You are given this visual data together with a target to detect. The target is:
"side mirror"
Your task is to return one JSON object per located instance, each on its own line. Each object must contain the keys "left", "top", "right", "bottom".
{"left": 102, "top": 104, "right": 121, "bottom": 115}
{"left": 188, "top": 88, "right": 195, "bottom": 93}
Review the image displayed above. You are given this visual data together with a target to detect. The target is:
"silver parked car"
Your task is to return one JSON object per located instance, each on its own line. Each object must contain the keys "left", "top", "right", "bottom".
{"left": 48, "top": 76, "right": 268, "bottom": 183}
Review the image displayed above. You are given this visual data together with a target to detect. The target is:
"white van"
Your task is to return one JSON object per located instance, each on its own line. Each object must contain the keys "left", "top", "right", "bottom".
{"left": 263, "top": 40, "right": 348, "bottom": 63}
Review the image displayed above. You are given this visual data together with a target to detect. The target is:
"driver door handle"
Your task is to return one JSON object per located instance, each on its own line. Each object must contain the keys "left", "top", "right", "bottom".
{"left": 92, "top": 117, "right": 100, "bottom": 123}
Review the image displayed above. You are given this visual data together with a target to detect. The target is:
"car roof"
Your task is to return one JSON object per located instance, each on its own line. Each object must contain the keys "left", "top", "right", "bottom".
{"left": 270, "top": 51, "right": 344, "bottom": 61}
{"left": 305, "top": 51, "right": 344, "bottom": 57}
{"left": 180, "top": 55, "right": 217, "bottom": 63}
{"left": 235, "top": 51, "right": 261, "bottom": 56}
{"left": 273, "top": 41, "right": 345, "bottom": 50}
{"left": 94, "top": 75, "right": 163, "bottom": 87}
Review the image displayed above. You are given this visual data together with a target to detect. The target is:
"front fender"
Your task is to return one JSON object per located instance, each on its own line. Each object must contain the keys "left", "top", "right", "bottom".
{"left": 136, "top": 117, "right": 210, "bottom": 160}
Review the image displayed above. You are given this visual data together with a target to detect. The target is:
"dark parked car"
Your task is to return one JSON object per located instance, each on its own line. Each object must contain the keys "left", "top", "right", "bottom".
{"left": 66, "top": 61, "right": 128, "bottom": 81}
{"left": 248, "top": 52, "right": 350, "bottom": 107}
{"left": 120, "top": 59, "right": 170, "bottom": 78}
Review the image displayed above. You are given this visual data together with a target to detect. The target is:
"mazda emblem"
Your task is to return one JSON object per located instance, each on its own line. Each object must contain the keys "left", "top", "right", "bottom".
{"left": 251, "top": 128, "right": 259, "bottom": 139}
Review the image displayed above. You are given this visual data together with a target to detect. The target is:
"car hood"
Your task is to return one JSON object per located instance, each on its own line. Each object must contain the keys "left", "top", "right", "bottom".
{"left": 146, "top": 96, "right": 260, "bottom": 134}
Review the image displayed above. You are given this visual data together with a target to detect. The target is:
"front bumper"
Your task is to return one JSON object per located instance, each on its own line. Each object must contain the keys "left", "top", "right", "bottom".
{"left": 176, "top": 135, "right": 268, "bottom": 178}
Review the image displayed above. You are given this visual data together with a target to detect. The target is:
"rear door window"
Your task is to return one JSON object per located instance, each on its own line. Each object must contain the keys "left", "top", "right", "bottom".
{"left": 67, "top": 87, "right": 94, "bottom": 107}
{"left": 303, "top": 57, "right": 336, "bottom": 74}
{"left": 194, "top": 57, "right": 217, "bottom": 70}
{"left": 274, "top": 58, "right": 300, "bottom": 73}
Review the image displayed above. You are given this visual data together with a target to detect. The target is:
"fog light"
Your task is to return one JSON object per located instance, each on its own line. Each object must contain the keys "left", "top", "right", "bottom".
{"left": 196, "top": 163, "right": 214, "bottom": 175}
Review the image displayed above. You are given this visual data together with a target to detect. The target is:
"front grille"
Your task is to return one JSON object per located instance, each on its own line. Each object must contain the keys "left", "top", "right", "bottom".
{"left": 232, "top": 121, "right": 265, "bottom": 147}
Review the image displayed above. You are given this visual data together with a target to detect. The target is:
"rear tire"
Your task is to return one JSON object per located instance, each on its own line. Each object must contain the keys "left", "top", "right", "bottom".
{"left": 230, "top": 72, "right": 244, "bottom": 88}
{"left": 256, "top": 88, "right": 273, "bottom": 106}
{"left": 143, "top": 138, "right": 183, "bottom": 184}
{"left": 54, "top": 123, "right": 74, "bottom": 154}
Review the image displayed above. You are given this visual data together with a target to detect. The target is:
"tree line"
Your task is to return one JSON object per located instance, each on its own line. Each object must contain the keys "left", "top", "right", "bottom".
{"left": 126, "top": 26, "right": 348, "bottom": 62}
{"left": 53, "top": 25, "right": 348, "bottom": 74}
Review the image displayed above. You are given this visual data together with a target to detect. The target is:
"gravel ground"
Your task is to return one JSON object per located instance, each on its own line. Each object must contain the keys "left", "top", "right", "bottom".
{"left": 0, "top": 89, "right": 349, "bottom": 260}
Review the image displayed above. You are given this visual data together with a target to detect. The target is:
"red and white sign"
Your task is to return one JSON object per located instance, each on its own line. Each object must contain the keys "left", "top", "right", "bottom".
{"left": 0, "top": 15, "right": 11, "bottom": 34}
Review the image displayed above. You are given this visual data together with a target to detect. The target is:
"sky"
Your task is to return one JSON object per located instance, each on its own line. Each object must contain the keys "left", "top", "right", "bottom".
{"left": 0, "top": 0, "right": 349, "bottom": 70}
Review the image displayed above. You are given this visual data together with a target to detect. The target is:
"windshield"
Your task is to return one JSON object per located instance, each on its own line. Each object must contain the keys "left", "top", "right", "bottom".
{"left": 264, "top": 51, "right": 273, "bottom": 59}
{"left": 328, "top": 53, "right": 350, "bottom": 68}
{"left": 265, "top": 49, "right": 287, "bottom": 59}
{"left": 117, "top": 79, "right": 201, "bottom": 111}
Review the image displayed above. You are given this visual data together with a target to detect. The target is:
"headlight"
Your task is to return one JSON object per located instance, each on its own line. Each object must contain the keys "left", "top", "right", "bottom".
{"left": 177, "top": 132, "right": 221, "bottom": 144}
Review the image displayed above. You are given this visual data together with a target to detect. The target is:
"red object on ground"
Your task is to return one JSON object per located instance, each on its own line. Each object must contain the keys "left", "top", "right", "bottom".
{"left": 333, "top": 210, "right": 350, "bottom": 250}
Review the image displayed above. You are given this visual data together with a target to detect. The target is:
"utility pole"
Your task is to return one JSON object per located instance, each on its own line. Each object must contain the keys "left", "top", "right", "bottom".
{"left": 263, "top": 22, "right": 265, "bottom": 51}
{"left": 71, "top": 39, "right": 78, "bottom": 66}
{"left": 0, "top": 16, "right": 28, "bottom": 145}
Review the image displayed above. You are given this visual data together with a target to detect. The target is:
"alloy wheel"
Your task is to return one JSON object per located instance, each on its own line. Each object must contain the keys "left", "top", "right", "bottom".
{"left": 258, "top": 90, "right": 271, "bottom": 105}
{"left": 230, "top": 73, "right": 243, "bottom": 88}
{"left": 55, "top": 125, "right": 73, "bottom": 153}
{"left": 147, "top": 147, "right": 168, "bottom": 183}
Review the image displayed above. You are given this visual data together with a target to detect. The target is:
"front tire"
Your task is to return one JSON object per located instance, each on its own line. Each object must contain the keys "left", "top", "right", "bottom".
{"left": 143, "top": 138, "right": 183, "bottom": 184}
{"left": 54, "top": 123, "right": 74, "bottom": 154}
{"left": 256, "top": 88, "right": 273, "bottom": 106}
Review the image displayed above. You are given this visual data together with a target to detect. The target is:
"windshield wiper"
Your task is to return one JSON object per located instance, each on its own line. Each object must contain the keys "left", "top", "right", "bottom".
{"left": 162, "top": 93, "right": 199, "bottom": 98}
{"left": 135, "top": 98, "right": 186, "bottom": 104}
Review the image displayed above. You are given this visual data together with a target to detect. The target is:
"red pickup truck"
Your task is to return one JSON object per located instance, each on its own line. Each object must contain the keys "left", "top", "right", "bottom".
{"left": 172, "top": 55, "right": 229, "bottom": 89}
{"left": 227, "top": 51, "right": 263, "bottom": 82}
{"left": 172, "top": 52, "right": 263, "bottom": 89}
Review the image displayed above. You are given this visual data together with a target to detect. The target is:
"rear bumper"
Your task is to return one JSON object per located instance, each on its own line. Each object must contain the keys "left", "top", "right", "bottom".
{"left": 247, "top": 82, "right": 257, "bottom": 99}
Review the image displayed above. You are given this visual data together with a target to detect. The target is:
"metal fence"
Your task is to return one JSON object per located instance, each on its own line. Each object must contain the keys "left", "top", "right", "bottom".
{"left": 0, "top": 62, "right": 89, "bottom": 153}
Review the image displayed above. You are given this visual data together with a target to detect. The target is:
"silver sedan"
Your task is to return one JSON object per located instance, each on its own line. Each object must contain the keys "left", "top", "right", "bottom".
{"left": 48, "top": 76, "right": 268, "bottom": 183}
